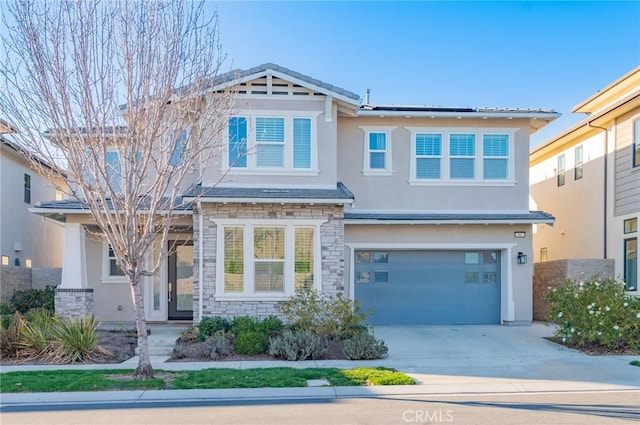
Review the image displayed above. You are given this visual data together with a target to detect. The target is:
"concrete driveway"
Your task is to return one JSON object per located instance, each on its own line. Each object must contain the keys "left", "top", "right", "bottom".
{"left": 357, "top": 323, "right": 640, "bottom": 388}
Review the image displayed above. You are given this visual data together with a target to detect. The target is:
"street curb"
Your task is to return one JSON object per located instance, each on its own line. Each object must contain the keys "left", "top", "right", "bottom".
{"left": 2, "top": 382, "right": 639, "bottom": 409}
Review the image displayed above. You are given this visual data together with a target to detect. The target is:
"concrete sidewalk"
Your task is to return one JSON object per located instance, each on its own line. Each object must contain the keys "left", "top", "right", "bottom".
{"left": 1, "top": 323, "right": 639, "bottom": 408}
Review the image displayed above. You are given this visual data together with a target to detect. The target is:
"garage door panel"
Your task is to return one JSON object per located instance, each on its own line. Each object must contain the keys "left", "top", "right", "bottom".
{"left": 355, "top": 249, "right": 500, "bottom": 325}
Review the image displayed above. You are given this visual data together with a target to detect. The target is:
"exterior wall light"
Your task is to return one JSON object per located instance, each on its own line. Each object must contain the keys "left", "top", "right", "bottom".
{"left": 517, "top": 252, "right": 527, "bottom": 264}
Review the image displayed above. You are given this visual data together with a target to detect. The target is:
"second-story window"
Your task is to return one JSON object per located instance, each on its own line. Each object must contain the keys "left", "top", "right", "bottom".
{"left": 24, "top": 173, "right": 31, "bottom": 204}
{"left": 227, "top": 115, "right": 315, "bottom": 172}
{"left": 106, "top": 151, "right": 121, "bottom": 193}
{"left": 359, "top": 126, "right": 395, "bottom": 176}
{"left": 450, "top": 134, "right": 475, "bottom": 179}
{"left": 574, "top": 145, "right": 583, "bottom": 180}
{"left": 415, "top": 133, "right": 442, "bottom": 179}
{"left": 482, "top": 134, "right": 509, "bottom": 180}
{"left": 557, "top": 154, "right": 566, "bottom": 187}
{"left": 408, "top": 128, "right": 514, "bottom": 184}
{"left": 256, "top": 117, "right": 285, "bottom": 167}
{"left": 170, "top": 130, "right": 188, "bottom": 167}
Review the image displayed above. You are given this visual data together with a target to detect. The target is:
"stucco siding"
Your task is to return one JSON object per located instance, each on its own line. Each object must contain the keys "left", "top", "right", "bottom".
{"left": 1, "top": 146, "right": 64, "bottom": 267}
{"left": 201, "top": 96, "right": 338, "bottom": 188}
{"left": 338, "top": 116, "right": 532, "bottom": 212}
{"left": 530, "top": 132, "right": 606, "bottom": 261}
{"left": 84, "top": 235, "right": 136, "bottom": 322}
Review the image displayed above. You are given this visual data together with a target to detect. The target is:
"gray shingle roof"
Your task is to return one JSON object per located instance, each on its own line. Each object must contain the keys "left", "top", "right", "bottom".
{"left": 345, "top": 211, "right": 554, "bottom": 223}
{"left": 34, "top": 197, "right": 192, "bottom": 211}
{"left": 360, "top": 104, "right": 558, "bottom": 114}
{"left": 175, "top": 63, "right": 361, "bottom": 103}
{"left": 184, "top": 182, "right": 354, "bottom": 202}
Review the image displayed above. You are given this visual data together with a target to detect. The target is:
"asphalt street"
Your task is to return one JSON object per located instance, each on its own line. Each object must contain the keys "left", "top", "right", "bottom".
{"left": 2, "top": 389, "right": 639, "bottom": 425}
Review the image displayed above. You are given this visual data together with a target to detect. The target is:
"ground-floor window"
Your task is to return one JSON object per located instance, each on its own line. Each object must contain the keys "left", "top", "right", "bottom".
{"left": 624, "top": 238, "right": 637, "bottom": 291}
{"left": 216, "top": 219, "right": 322, "bottom": 298}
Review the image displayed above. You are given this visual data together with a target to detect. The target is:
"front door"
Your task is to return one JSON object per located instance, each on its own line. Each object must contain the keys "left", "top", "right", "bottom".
{"left": 168, "top": 242, "right": 193, "bottom": 320}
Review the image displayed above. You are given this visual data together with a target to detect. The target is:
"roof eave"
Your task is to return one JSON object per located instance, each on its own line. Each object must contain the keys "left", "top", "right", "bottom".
{"left": 357, "top": 110, "right": 560, "bottom": 120}
{"left": 573, "top": 66, "right": 640, "bottom": 113}
{"left": 344, "top": 218, "right": 554, "bottom": 225}
{"left": 531, "top": 91, "right": 640, "bottom": 164}
{"left": 186, "top": 196, "right": 353, "bottom": 205}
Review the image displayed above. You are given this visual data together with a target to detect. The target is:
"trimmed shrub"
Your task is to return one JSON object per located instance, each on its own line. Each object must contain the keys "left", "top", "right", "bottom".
{"left": 277, "top": 288, "right": 370, "bottom": 340}
{"left": 231, "top": 316, "right": 262, "bottom": 334}
{"left": 268, "top": 329, "right": 326, "bottom": 361}
{"left": 173, "top": 340, "right": 210, "bottom": 359}
{"left": 198, "top": 317, "right": 230, "bottom": 341}
{"left": 0, "top": 303, "right": 15, "bottom": 330}
{"left": 178, "top": 326, "right": 200, "bottom": 343}
{"left": 261, "top": 315, "right": 284, "bottom": 336}
{"left": 234, "top": 330, "right": 269, "bottom": 355}
{"left": 0, "top": 303, "right": 15, "bottom": 315}
{"left": 342, "top": 331, "right": 388, "bottom": 360}
{"left": 10, "top": 286, "right": 55, "bottom": 314}
{"left": 546, "top": 277, "right": 640, "bottom": 350}
{"left": 205, "top": 331, "right": 234, "bottom": 360}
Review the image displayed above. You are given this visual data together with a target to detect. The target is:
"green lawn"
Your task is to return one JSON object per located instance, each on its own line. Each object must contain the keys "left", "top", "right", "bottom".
{"left": 0, "top": 367, "right": 414, "bottom": 393}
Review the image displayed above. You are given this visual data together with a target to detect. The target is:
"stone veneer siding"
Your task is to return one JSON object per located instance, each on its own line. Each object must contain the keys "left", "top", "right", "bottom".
{"left": 55, "top": 288, "right": 94, "bottom": 319}
{"left": 192, "top": 203, "right": 345, "bottom": 322}
{"left": 532, "top": 259, "right": 614, "bottom": 321}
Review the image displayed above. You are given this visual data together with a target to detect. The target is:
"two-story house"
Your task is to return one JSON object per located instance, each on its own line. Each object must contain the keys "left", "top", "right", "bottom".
{"left": 31, "top": 64, "right": 559, "bottom": 325}
{"left": 530, "top": 67, "right": 639, "bottom": 293}
{"left": 1, "top": 121, "right": 65, "bottom": 269}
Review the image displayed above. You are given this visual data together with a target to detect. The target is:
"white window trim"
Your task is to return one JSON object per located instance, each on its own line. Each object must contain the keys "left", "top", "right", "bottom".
{"left": 224, "top": 110, "right": 321, "bottom": 176}
{"left": 212, "top": 218, "right": 325, "bottom": 301}
{"left": 359, "top": 126, "right": 396, "bottom": 176}
{"left": 101, "top": 243, "right": 128, "bottom": 283}
{"left": 406, "top": 127, "right": 517, "bottom": 186}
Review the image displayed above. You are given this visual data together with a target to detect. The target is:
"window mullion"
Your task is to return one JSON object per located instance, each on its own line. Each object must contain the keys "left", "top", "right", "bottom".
{"left": 245, "top": 224, "right": 252, "bottom": 296}
{"left": 285, "top": 118, "right": 292, "bottom": 170}
{"left": 475, "top": 133, "right": 481, "bottom": 181}
{"left": 286, "top": 226, "right": 294, "bottom": 294}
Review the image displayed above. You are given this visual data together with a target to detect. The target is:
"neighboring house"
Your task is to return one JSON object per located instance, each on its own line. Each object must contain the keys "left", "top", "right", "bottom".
{"left": 530, "top": 67, "right": 639, "bottom": 293}
{"left": 0, "top": 122, "right": 65, "bottom": 268}
{"left": 31, "top": 63, "right": 559, "bottom": 325}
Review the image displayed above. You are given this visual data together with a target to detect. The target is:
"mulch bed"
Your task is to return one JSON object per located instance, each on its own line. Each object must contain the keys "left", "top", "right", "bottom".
{"left": 545, "top": 337, "right": 640, "bottom": 356}
{"left": 168, "top": 336, "right": 347, "bottom": 362}
{"left": 0, "top": 330, "right": 138, "bottom": 365}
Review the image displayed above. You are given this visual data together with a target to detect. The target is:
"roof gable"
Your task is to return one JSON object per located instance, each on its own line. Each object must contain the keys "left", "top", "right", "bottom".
{"left": 210, "top": 63, "right": 361, "bottom": 106}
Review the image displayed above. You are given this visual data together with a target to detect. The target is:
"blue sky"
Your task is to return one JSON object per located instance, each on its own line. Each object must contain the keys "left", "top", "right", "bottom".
{"left": 213, "top": 1, "right": 640, "bottom": 147}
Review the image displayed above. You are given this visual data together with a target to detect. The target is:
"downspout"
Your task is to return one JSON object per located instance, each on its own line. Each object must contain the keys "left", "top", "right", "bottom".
{"left": 197, "top": 200, "right": 204, "bottom": 323}
{"left": 588, "top": 121, "right": 609, "bottom": 259}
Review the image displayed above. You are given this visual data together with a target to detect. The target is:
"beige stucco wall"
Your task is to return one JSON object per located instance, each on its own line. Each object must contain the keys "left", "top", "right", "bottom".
{"left": 201, "top": 96, "right": 338, "bottom": 188}
{"left": 345, "top": 223, "right": 535, "bottom": 323}
{"left": 530, "top": 131, "right": 606, "bottom": 262}
{"left": 0, "top": 145, "right": 64, "bottom": 267}
{"left": 83, "top": 235, "right": 136, "bottom": 322}
{"left": 336, "top": 117, "right": 532, "bottom": 211}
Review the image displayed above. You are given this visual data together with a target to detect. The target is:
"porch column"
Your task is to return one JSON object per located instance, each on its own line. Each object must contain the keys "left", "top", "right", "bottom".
{"left": 55, "top": 223, "right": 93, "bottom": 319}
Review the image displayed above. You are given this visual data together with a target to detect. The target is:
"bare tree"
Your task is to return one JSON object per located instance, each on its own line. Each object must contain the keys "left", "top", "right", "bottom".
{"left": 0, "top": 0, "right": 236, "bottom": 379}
